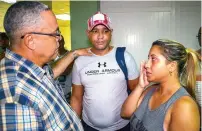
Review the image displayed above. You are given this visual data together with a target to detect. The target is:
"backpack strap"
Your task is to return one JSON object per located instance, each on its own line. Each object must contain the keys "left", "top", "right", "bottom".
{"left": 116, "top": 47, "right": 128, "bottom": 81}
{"left": 116, "top": 47, "right": 131, "bottom": 94}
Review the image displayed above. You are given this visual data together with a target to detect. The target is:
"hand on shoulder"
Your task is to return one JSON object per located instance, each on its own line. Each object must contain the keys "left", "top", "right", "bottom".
{"left": 73, "top": 47, "right": 92, "bottom": 57}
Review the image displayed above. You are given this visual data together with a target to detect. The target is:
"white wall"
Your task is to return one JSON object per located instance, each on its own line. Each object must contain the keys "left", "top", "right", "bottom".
{"left": 101, "top": 1, "right": 201, "bottom": 68}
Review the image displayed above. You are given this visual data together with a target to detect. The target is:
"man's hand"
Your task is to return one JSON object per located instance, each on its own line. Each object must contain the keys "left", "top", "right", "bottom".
{"left": 72, "top": 47, "right": 92, "bottom": 58}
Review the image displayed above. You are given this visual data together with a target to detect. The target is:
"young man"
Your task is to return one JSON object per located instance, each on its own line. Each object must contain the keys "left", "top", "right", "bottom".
{"left": 0, "top": 1, "right": 91, "bottom": 130}
{"left": 71, "top": 12, "right": 139, "bottom": 131}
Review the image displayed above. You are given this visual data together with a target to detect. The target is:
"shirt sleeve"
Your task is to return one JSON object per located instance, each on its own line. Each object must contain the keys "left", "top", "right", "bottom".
{"left": 124, "top": 50, "right": 139, "bottom": 80}
{"left": 72, "top": 61, "right": 82, "bottom": 85}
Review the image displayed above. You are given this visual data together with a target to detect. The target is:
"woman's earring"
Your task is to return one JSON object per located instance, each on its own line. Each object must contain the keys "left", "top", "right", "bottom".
{"left": 169, "top": 71, "right": 172, "bottom": 76}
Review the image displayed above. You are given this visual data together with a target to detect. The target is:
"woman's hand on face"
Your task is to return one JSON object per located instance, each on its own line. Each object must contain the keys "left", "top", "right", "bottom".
{"left": 138, "top": 61, "right": 150, "bottom": 88}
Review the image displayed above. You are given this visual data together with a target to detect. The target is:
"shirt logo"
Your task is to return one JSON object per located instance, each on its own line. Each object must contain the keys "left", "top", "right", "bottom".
{"left": 98, "top": 62, "right": 107, "bottom": 68}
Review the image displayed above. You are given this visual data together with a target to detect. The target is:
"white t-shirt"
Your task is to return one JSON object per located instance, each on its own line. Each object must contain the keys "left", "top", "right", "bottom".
{"left": 72, "top": 47, "right": 139, "bottom": 130}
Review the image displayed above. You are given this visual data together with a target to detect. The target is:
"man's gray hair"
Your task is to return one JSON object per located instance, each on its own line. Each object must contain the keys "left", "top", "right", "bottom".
{"left": 4, "top": 1, "right": 50, "bottom": 40}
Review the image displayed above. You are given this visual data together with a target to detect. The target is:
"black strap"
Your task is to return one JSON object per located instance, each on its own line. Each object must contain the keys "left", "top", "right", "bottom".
{"left": 116, "top": 47, "right": 131, "bottom": 94}
{"left": 116, "top": 47, "right": 128, "bottom": 81}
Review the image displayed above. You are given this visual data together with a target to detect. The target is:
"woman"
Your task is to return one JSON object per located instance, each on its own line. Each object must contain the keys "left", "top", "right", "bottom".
{"left": 121, "top": 39, "right": 200, "bottom": 131}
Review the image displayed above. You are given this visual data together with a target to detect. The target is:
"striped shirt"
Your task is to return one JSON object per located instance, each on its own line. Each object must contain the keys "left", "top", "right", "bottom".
{"left": 0, "top": 49, "right": 83, "bottom": 131}
{"left": 195, "top": 81, "right": 201, "bottom": 107}
{"left": 195, "top": 62, "right": 202, "bottom": 107}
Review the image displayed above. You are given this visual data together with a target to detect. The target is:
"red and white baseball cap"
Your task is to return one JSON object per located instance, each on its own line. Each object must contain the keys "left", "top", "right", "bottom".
{"left": 87, "top": 11, "right": 112, "bottom": 31}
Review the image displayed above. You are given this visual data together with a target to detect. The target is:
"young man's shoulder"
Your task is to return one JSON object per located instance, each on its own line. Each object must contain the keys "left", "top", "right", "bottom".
{"left": 74, "top": 55, "right": 95, "bottom": 64}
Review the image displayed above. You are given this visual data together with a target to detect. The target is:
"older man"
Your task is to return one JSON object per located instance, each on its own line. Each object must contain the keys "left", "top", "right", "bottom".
{"left": 0, "top": 1, "right": 90, "bottom": 130}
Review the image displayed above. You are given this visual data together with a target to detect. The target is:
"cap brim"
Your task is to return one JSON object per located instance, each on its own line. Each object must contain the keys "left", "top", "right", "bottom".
{"left": 89, "top": 23, "right": 112, "bottom": 31}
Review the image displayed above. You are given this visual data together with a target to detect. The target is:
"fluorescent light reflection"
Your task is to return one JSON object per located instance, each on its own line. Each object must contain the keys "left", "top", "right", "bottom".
{"left": 0, "top": 0, "right": 16, "bottom": 3}
{"left": 56, "top": 14, "right": 70, "bottom": 21}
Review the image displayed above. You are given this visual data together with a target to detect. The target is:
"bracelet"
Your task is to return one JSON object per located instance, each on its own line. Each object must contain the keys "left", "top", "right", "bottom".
{"left": 72, "top": 50, "right": 78, "bottom": 59}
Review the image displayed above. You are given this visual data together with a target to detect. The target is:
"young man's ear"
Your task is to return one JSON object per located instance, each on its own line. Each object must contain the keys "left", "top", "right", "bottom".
{"left": 23, "top": 34, "right": 35, "bottom": 50}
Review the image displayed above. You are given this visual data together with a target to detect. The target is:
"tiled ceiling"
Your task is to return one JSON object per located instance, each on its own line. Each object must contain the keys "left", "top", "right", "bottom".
{"left": 0, "top": 1, "right": 70, "bottom": 31}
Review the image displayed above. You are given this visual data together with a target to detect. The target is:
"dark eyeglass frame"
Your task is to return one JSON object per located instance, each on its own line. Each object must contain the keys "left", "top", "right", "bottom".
{"left": 21, "top": 30, "right": 61, "bottom": 39}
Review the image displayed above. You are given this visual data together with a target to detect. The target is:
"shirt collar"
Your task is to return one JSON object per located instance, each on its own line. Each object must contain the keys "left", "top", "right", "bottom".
{"left": 5, "top": 49, "right": 48, "bottom": 81}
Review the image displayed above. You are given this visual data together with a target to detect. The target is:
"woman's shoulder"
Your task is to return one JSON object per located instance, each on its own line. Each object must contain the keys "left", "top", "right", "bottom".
{"left": 165, "top": 95, "right": 200, "bottom": 131}
{"left": 172, "top": 95, "right": 198, "bottom": 111}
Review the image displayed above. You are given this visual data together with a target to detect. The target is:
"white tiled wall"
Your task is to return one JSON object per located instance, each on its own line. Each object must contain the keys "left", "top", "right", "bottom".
{"left": 101, "top": 1, "right": 201, "bottom": 68}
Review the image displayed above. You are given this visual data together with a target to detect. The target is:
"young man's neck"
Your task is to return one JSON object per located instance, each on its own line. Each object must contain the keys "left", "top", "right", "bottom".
{"left": 91, "top": 46, "right": 113, "bottom": 56}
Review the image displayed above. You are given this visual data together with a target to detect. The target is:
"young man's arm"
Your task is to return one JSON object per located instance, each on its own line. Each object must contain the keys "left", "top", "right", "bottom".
{"left": 125, "top": 51, "right": 140, "bottom": 91}
{"left": 70, "top": 84, "right": 84, "bottom": 118}
{"left": 128, "top": 77, "right": 139, "bottom": 91}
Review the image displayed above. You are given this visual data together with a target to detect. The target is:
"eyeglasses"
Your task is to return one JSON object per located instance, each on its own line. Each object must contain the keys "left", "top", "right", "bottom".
{"left": 21, "top": 30, "right": 61, "bottom": 39}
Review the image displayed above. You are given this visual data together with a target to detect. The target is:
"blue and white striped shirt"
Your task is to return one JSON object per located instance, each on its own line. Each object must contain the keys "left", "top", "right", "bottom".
{"left": 0, "top": 49, "right": 83, "bottom": 131}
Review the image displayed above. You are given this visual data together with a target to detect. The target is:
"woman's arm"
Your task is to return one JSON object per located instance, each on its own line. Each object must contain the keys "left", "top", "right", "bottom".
{"left": 121, "top": 61, "right": 149, "bottom": 119}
